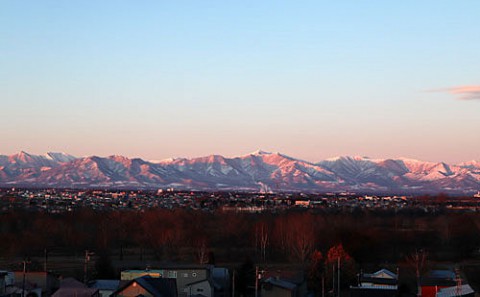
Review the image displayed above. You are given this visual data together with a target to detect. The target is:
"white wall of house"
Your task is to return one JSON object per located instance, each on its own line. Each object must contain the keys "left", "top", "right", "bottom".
{"left": 184, "top": 279, "right": 212, "bottom": 297}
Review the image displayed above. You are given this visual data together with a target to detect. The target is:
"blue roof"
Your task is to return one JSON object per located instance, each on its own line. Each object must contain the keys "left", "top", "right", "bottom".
{"left": 89, "top": 279, "right": 120, "bottom": 290}
{"left": 428, "top": 270, "right": 456, "bottom": 280}
{"left": 135, "top": 276, "right": 177, "bottom": 297}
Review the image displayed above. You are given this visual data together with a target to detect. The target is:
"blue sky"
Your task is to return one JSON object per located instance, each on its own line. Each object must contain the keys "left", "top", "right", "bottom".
{"left": 1, "top": 1, "right": 479, "bottom": 163}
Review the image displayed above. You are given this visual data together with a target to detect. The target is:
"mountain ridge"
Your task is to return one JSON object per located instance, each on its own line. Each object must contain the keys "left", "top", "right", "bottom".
{"left": 0, "top": 151, "right": 479, "bottom": 194}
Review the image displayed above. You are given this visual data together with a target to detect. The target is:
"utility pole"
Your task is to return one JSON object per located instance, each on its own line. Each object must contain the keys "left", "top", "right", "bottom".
{"left": 232, "top": 269, "right": 235, "bottom": 297}
{"left": 455, "top": 267, "right": 462, "bottom": 296}
{"left": 255, "top": 266, "right": 266, "bottom": 297}
{"left": 44, "top": 248, "right": 48, "bottom": 272}
{"left": 322, "top": 273, "right": 325, "bottom": 297}
{"left": 332, "top": 263, "right": 335, "bottom": 297}
{"left": 83, "top": 250, "right": 94, "bottom": 284}
{"left": 337, "top": 258, "right": 340, "bottom": 297}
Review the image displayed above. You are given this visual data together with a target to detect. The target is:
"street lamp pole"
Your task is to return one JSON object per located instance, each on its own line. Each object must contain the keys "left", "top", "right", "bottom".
{"left": 22, "top": 258, "right": 30, "bottom": 297}
{"left": 255, "top": 266, "right": 259, "bottom": 297}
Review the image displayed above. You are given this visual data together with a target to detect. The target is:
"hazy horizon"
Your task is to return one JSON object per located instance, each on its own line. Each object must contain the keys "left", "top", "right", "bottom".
{"left": 1, "top": 149, "right": 478, "bottom": 165}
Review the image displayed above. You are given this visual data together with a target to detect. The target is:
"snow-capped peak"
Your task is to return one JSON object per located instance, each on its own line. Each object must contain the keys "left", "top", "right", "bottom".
{"left": 324, "top": 155, "right": 370, "bottom": 162}
{"left": 12, "top": 151, "right": 33, "bottom": 163}
{"left": 250, "top": 150, "right": 271, "bottom": 156}
{"left": 44, "top": 152, "right": 77, "bottom": 163}
{"left": 396, "top": 157, "right": 426, "bottom": 163}
{"left": 459, "top": 160, "right": 480, "bottom": 168}
{"left": 156, "top": 157, "right": 187, "bottom": 164}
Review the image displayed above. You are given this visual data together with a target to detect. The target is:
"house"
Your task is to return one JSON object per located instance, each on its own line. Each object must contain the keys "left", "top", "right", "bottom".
{"left": 183, "top": 279, "right": 213, "bottom": 297}
{"left": 1, "top": 270, "right": 42, "bottom": 297}
{"left": 260, "top": 270, "right": 307, "bottom": 297}
{"left": 120, "top": 265, "right": 229, "bottom": 297}
{"left": 350, "top": 268, "right": 398, "bottom": 297}
{"left": 121, "top": 270, "right": 164, "bottom": 280}
{"left": 112, "top": 275, "right": 177, "bottom": 297}
{"left": 4, "top": 282, "right": 42, "bottom": 297}
{"left": 12, "top": 271, "right": 59, "bottom": 296}
{"left": 419, "top": 270, "right": 457, "bottom": 297}
{"left": 361, "top": 269, "right": 397, "bottom": 282}
{"left": 261, "top": 277, "right": 298, "bottom": 297}
{"left": 211, "top": 267, "right": 230, "bottom": 297}
{"left": 0, "top": 271, "right": 9, "bottom": 295}
{"left": 359, "top": 268, "right": 398, "bottom": 287}
{"left": 418, "top": 268, "right": 476, "bottom": 297}
{"left": 88, "top": 279, "right": 120, "bottom": 297}
{"left": 52, "top": 277, "right": 100, "bottom": 297}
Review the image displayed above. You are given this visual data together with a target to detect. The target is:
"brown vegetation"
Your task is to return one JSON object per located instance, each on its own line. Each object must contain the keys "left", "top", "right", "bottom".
{"left": 2, "top": 207, "right": 480, "bottom": 294}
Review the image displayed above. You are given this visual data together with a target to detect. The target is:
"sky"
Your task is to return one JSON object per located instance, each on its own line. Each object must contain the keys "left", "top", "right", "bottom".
{"left": 1, "top": 1, "right": 479, "bottom": 163}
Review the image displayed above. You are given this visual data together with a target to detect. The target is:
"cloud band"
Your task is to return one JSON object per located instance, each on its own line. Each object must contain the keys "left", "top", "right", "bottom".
{"left": 440, "top": 85, "right": 480, "bottom": 100}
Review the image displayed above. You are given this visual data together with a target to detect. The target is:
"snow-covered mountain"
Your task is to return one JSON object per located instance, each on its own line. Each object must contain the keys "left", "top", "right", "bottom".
{"left": 0, "top": 151, "right": 479, "bottom": 194}
{"left": 0, "top": 151, "right": 76, "bottom": 181}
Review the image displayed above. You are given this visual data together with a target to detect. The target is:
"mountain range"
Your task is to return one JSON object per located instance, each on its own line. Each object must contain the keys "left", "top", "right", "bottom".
{"left": 0, "top": 150, "right": 479, "bottom": 194}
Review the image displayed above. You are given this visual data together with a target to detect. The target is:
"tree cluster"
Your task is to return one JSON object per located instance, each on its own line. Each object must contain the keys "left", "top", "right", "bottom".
{"left": 1, "top": 207, "right": 480, "bottom": 294}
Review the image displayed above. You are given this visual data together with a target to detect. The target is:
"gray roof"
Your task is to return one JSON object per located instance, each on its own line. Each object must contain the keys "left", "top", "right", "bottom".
{"left": 368, "top": 269, "right": 397, "bottom": 279}
{"left": 52, "top": 287, "right": 99, "bottom": 297}
{"left": 436, "top": 284, "right": 474, "bottom": 297}
{"left": 59, "top": 277, "right": 87, "bottom": 288}
{"left": 263, "top": 277, "right": 297, "bottom": 290}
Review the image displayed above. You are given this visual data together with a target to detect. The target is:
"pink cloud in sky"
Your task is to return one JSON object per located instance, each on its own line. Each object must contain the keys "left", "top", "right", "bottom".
{"left": 437, "top": 85, "right": 480, "bottom": 100}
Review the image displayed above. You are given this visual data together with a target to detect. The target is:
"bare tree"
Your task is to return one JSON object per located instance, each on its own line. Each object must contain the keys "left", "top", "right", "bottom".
{"left": 406, "top": 249, "right": 427, "bottom": 297}
{"left": 194, "top": 237, "right": 209, "bottom": 264}
{"left": 255, "top": 222, "right": 269, "bottom": 262}
{"left": 286, "top": 213, "right": 316, "bottom": 263}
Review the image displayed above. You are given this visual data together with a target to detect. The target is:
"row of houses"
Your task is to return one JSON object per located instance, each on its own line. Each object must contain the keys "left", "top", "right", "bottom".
{"left": 0, "top": 265, "right": 230, "bottom": 297}
{"left": 350, "top": 268, "right": 475, "bottom": 297}
{"left": 1, "top": 265, "right": 476, "bottom": 297}
{"left": 0, "top": 264, "right": 308, "bottom": 297}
